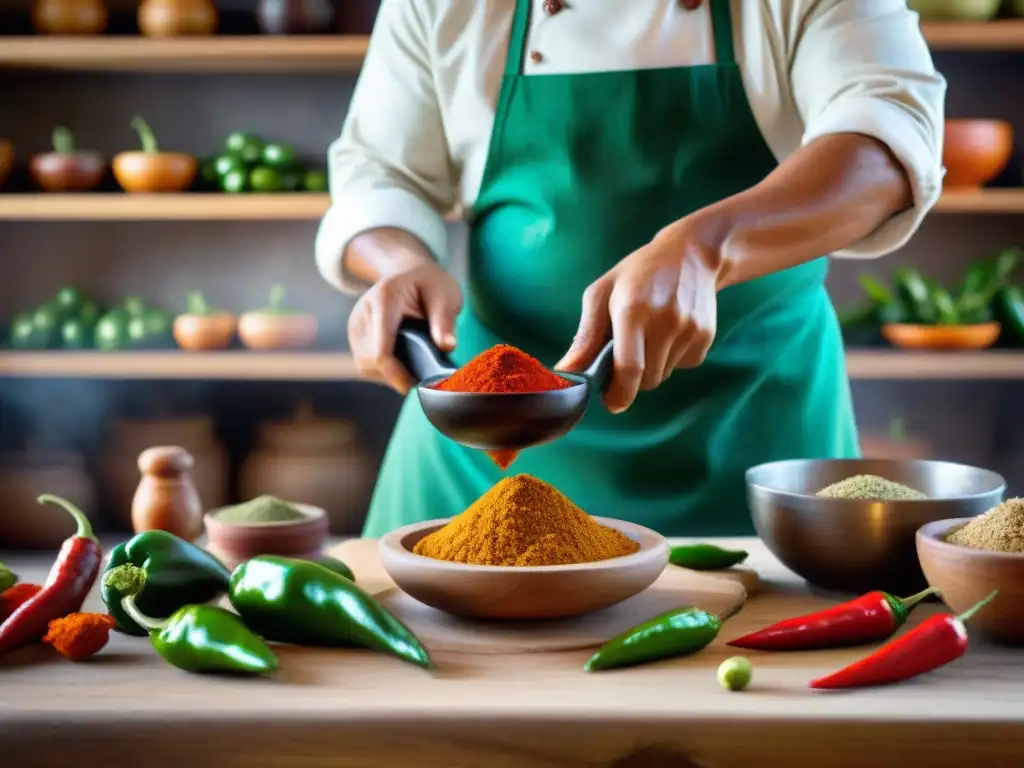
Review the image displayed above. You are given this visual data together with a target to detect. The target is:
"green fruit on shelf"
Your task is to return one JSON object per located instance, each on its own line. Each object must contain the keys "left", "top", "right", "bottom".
{"left": 94, "top": 310, "right": 130, "bottom": 351}
{"left": 261, "top": 143, "right": 296, "bottom": 167}
{"left": 55, "top": 286, "right": 84, "bottom": 314}
{"left": 249, "top": 166, "right": 282, "bottom": 193}
{"left": 225, "top": 132, "right": 262, "bottom": 154}
{"left": 303, "top": 169, "right": 328, "bottom": 192}
{"left": 79, "top": 300, "right": 102, "bottom": 326}
{"left": 199, "top": 157, "right": 221, "bottom": 186}
{"left": 221, "top": 168, "right": 249, "bottom": 194}
{"left": 123, "top": 296, "right": 147, "bottom": 317}
{"left": 32, "top": 303, "right": 62, "bottom": 348}
{"left": 8, "top": 314, "right": 38, "bottom": 349}
{"left": 61, "top": 317, "right": 92, "bottom": 349}
{"left": 281, "top": 168, "right": 304, "bottom": 192}
{"left": 214, "top": 154, "right": 246, "bottom": 178}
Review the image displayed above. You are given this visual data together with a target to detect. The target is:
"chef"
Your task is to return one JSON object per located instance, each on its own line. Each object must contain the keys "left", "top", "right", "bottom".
{"left": 316, "top": 0, "right": 945, "bottom": 537}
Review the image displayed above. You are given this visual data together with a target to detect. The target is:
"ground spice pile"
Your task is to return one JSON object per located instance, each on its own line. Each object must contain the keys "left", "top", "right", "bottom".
{"left": 816, "top": 474, "right": 927, "bottom": 501}
{"left": 43, "top": 612, "right": 116, "bottom": 661}
{"left": 434, "top": 345, "right": 573, "bottom": 471}
{"left": 946, "top": 498, "right": 1024, "bottom": 553}
{"left": 413, "top": 474, "right": 639, "bottom": 566}
{"left": 215, "top": 495, "right": 306, "bottom": 524}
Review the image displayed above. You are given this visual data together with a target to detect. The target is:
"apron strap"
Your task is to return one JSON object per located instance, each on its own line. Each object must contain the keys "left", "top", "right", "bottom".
{"left": 505, "top": 0, "right": 533, "bottom": 77}
{"left": 709, "top": 0, "right": 736, "bottom": 66}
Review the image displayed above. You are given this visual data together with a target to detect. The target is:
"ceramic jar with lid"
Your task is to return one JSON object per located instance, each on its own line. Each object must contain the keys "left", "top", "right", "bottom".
{"left": 239, "top": 401, "right": 375, "bottom": 534}
{"left": 95, "top": 415, "right": 228, "bottom": 532}
{"left": 0, "top": 450, "right": 96, "bottom": 550}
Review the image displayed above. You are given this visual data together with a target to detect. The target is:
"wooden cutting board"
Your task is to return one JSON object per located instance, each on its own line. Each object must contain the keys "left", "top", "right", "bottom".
{"left": 328, "top": 538, "right": 760, "bottom": 654}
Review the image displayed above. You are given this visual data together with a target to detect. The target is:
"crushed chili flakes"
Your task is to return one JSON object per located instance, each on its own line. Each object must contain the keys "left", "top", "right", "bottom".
{"left": 43, "top": 612, "right": 116, "bottom": 661}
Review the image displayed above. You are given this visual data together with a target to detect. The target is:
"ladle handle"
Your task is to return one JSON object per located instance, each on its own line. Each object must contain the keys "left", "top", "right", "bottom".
{"left": 394, "top": 318, "right": 458, "bottom": 383}
{"left": 583, "top": 340, "right": 615, "bottom": 393}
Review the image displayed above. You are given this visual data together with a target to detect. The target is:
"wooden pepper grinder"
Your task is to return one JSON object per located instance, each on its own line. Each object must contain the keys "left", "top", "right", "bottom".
{"left": 132, "top": 445, "right": 204, "bottom": 540}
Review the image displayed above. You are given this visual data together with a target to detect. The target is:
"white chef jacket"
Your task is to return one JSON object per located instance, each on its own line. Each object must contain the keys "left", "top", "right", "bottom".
{"left": 316, "top": 0, "right": 946, "bottom": 294}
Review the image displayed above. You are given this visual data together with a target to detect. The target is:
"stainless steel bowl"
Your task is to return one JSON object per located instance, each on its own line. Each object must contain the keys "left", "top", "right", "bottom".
{"left": 746, "top": 459, "right": 1005, "bottom": 594}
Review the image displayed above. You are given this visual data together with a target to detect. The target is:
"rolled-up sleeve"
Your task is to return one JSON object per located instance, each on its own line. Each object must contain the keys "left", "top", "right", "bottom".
{"left": 790, "top": 0, "right": 946, "bottom": 259}
{"left": 315, "top": 0, "right": 456, "bottom": 294}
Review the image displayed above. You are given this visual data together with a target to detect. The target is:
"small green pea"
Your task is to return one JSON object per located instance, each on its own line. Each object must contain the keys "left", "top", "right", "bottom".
{"left": 717, "top": 656, "right": 752, "bottom": 691}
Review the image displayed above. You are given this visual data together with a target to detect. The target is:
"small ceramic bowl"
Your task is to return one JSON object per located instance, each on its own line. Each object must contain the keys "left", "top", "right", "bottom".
{"left": 172, "top": 313, "right": 238, "bottom": 350}
{"left": 238, "top": 312, "right": 318, "bottom": 350}
{"left": 379, "top": 516, "right": 669, "bottom": 620}
{"left": 942, "top": 119, "right": 1014, "bottom": 189}
{"left": 204, "top": 502, "right": 328, "bottom": 570}
{"left": 917, "top": 518, "right": 1024, "bottom": 646}
{"left": 881, "top": 322, "right": 1002, "bottom": 351}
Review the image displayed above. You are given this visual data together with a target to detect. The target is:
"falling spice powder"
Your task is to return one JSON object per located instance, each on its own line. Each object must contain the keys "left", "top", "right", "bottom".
{"left": 434, "top": 345, "right": 573, "bottom": 471}
{"left": 816, "top": 474, "right": 927, "bottom": 501}
{"left": 414, "top": 474, "right": 639, "bottom": 566}
{"left": 946, "top": 498, "right": 1024, "bottom": 553}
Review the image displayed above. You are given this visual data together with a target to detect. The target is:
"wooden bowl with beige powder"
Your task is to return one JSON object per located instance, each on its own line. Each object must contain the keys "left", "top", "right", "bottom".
{"left": 917, "top": 499, "right": 1024, "bottom": 646}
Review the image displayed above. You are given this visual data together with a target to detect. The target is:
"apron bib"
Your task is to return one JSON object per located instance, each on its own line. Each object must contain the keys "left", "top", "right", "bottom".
{"left": 362, "top": 0, "right": 858, "bottom": 538}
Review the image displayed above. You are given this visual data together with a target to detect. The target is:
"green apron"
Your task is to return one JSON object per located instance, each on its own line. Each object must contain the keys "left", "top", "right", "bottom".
{"left": 362, "top": 0, "right": 858, "bottom": 538}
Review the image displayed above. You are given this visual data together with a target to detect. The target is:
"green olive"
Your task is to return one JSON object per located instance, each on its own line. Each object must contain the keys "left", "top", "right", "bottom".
{"left": 717, "top": 656, "right": 752, "bottom": 692}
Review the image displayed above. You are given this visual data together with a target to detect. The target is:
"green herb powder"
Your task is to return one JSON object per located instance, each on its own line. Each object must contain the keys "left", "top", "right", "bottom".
{"left": 215, "top": 495, "right": 307, "bottom": 524}
{"left": 946, "top": 498, "right": 1024, "bottom": 553}
{"left": 815, "top": 474, "right": 927, "bottom": 501}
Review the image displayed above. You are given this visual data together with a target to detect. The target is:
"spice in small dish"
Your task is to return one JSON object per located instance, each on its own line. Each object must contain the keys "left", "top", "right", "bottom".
{"left": 413, "top": 474, "right": 639, "bottom": 566}
{"left": 815, "top": 474, "right": 927, "bottom": 501}
{"left": 214, "top": 495, "right": 308, "bottom": 524}
{"left": 945, "top": 498, "right": 1024, "bottom": 553}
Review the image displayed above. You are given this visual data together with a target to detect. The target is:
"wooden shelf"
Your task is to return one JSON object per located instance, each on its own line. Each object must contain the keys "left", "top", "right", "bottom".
{"left": 921, "top": 20, "right": 1024, "bottom": 50}
{"left": 932, "top": 189, "right": 1024, "bottom": 214}
{"left": 0, "top": 350, "right": 1022, "bottom": 381}
{"left": 0, "top": 36, "right": 370, "bottom": 72}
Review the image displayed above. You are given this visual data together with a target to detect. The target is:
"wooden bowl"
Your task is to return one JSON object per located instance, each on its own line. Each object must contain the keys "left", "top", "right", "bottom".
{"left": 917, "top": 518, "right": 1024, "bottom": 646}
{"left": 379, "top": 517, "right": 669, "bottom": 620}
{"left": 203, "top": 502, "right": 328, "bottom": 570}
{"left": 172, "top": 313, "right": 237, "bottom": 350}
{"left": 881, "top": 322, "right": 1001, "bottom": 351}
{"left": 238, "top": 312, "right": 318, "bottom": 350}
{"left": 942, "top": 119, "right": 1014, "bottom": 189}
{"left": 0, "top": 140, "right": 13, "bottom": 189}
{"left": 112, "top": 151, "right": 197, "bottom": 192}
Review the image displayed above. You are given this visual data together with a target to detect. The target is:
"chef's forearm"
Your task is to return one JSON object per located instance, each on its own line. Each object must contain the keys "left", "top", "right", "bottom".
{"left": 687, "top": 133, "right": 914, "bottom": 290}
{"left": 341, "top": 228, "right": 439, "bottom": 285}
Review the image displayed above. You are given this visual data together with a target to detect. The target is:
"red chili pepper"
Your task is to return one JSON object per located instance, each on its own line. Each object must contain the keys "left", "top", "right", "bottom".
{"left": 809, "top": 590, "right": 998, "bottom": 690}
{"left": 727, "top": 587, "right": 938, "bottom": 651}
{"left": 0, "top": 583, "right": 43, "bottom": 623}
{"left": 0, "top": 495, "right": 102, "bottom": 656}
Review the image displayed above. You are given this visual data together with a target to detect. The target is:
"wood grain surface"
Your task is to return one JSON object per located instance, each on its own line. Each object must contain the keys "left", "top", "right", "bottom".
{"left": 2, "top": 538, "right": 1023, "bottom": 768}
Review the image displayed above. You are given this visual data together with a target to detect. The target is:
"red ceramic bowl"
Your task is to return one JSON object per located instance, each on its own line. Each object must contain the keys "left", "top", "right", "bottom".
{"left": 203, "top": 502, "right": 328, "bottom": 570}
{"left": 943, "top": 119, "right": 1014, "bottom": 189}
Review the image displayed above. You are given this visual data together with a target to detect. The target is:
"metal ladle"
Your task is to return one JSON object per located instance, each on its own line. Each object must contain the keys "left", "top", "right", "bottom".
{"left": 392, "top": 319, "right": 615, "bottom": 451}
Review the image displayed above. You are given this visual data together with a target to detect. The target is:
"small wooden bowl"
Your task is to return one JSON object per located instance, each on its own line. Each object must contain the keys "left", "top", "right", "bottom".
{"left": 204, "top": 502, "right": 328, "bottom": 571}
{"left": 379, "top": 517, "right": 669, "bottom": 620}
{"left": 30, "top": 152, "right": 105, "bottom": 192}
{"left": 112, "top": 151, "right": 197, "bottom": 193}
{"left": 917, "top": 518, "right": 1024, "bottom": 646}
{"left": 173, "top": 313, "right": 237, "bottom": 350}
{"left": 0, "top": 140, "right": 13, "bottom": 189}
{"left": 238, "top": 312, "right": 318, "bottom": 350}
{"left": 882, "top": 322, "right": 1001, "bottom": 351}
{"left": 942, "top": 119, "right": 1014, "bottom": 189}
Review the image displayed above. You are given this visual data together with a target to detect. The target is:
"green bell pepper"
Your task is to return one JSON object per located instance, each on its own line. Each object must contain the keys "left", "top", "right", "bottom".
{"left": 229, "top": 555, "right": 430, "bottom": 669}
{"left": 120, "top": 588, "right": 278, "bottom": 676}
{"left": 995, "top": 285, "right": 1024, "bottom": 346}
{"left": 584, "top": 606, "right": 724, "bottom": 672}
{"left": 102, "top": 531, "right": 232, "bottom": 636}
{"left": 668, "top": 544, "right": 748, "bottom": 571}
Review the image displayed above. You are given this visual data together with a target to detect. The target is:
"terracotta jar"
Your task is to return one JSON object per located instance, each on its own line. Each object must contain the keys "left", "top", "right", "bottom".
{"left": 138, "top": 0, "right": 217, "bottom": 36}
{"left": 132, "top": 446, "right": 204, "bottom": 540}
{"left": 239, "top": 402, "right": 375, "bottom": 535}
{"left": 95, "top": 416, "right": 228, "bottom": 533}
{"left": 0, "top": 450, "right": 96, "bottom": 550}
{"left": 32, "top": 0, "right": 108, "bottom": 34}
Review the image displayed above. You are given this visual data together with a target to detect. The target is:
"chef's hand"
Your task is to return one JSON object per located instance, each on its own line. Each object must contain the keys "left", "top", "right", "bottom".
{"left": 555, "top": 219, "right": 723, "bottom": 413}
{"left": 348, "top": 258, "right": 463, "bottom": 395}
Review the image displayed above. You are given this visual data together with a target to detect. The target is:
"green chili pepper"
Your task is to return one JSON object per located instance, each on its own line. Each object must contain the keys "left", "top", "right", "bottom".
{"left": 894, "top": 267, "right": 934, "bottom": 324}
{"left": 928, "top": 282, "right": 959, "bottom": 326}
{"left": 857, "top": 274, "right": 894, "bottom": 306}
{"left": 958, "top": 249, "right": 1022, "bottom": 316}
{"left": 995, "top": 285, "right": 1024, "bottom": 345}
{"left": 584, "top": 606, "right": 725, "bottom": 672}
{"left": 102, "top": 531, "right": 232, "bottom": 636}
{"left": 228, "top": 555, "right": 430, "bottom": 669}
{"left": 0, "top": 562, "right": 16, "bottom": 592}
{"left": 312, "top": 555, "right": 355, "bottom": 582}
{"left": 669, "top": 544, "right": 748, "bottom": 571}
{"left": 121, "top": 592, "right": 278, "bottom": 676}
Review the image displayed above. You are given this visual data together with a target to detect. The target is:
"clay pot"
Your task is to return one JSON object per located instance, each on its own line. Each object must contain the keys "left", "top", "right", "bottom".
{"left": 238, "top": 312, "right": 318, "bottom": 350}
{"left": 204, "top": 503, "right": 328, "bottom": 571}
{"left": 30, "top": 152, "right": 105, "bottom": 192}
{"left": 173, "top": 313, "right": 238, "bottom": 350}
{"left": 239, "top": 402, "right": 375, "bottom": 534}
{"left": 943, "top": 119, "right": 1014, "bottom": 190}
{"left": 112, "top": 152, "right": 197, "bottom": 193}
{"left": 32, "top": 0, "right": 108, "bottom": 34}
{"left": 94, "top": 416, "right": 228, "bottom": 532}
{"left": 138, "top": 0, "right": 217, "bottom": 36}
{"left": 0, "top": 140, "right": 12, "bottom": 190}
{"left": 257, "top": 0, "right": 333, "bottom": 34}
{"left": 132, "top": 446, "right": 203, "bottom": 540}
{"left": 0, "top": 451, "right": 96, "bottom": 550}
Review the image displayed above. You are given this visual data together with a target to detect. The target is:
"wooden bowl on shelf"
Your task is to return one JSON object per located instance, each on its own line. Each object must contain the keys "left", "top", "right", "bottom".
{"left": 238, "top": 312, "right": 318, "bottom": 349}
{"left": 0, "top": 140, "right": 13, "bottom": 190}
{"left": 918, "top": 518, "right": 1024, "bottom": 646}
{"left": 379, "top": 517, "right": 669, "bottom": 620}
{"left": 881, "top": 322, "right": 1001, "bottom": 351}
{"left": 112, "top": 152, "right": 197, "bottom": 193}
{"left": 942, "top": 119, "right": 1014, "bottom": 189}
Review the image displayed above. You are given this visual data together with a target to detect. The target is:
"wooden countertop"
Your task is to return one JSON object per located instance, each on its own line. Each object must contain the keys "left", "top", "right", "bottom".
{"left": 2, "top": 538, "right": 1023, "bottom": 768}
